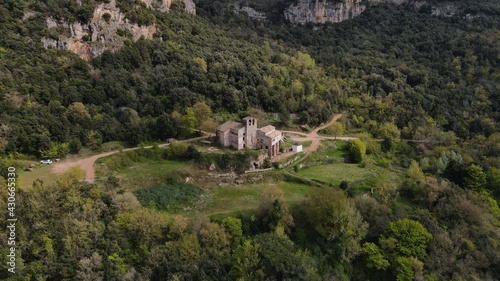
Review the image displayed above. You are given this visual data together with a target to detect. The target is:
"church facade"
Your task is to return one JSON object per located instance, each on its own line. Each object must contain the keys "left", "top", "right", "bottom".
{"left": 216, "top": 117, "right": 282, "bottom": 157}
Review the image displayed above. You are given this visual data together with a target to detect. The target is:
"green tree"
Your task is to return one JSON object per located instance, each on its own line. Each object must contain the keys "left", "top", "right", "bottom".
{"left": 406, "top": 160, "right": 425, "bottom": 182}
{"left": 349, "top": 139, "right": 366, "bottom": 163}
{"left": 155, "top": 113, "right": 180, "bottom": 139}
{"left": 76, "top": 252, "right": 104, "bottom": 281}
{"left": 192, "top": 102, "right": 212, "bottom": 128}
{"left": 305, "top": 187, "right": 367, "bottom": 262}
{"left": 395, "top": 257, "right": 414, "bottom": 281}
{"left": 222, "top": 217, "right": 243, "bottom": 249}
{"left": 198, "top": 222, "right": 230, "bottom": 259}
{"left": 69, "top": 137, "right": 82, "bottom": 154}
{"left": 380, "top": 218, "right": 432, "bottom": 260}
{"left": 362, "top": 242, "right": 390, "bottom": 270}
{"left": 181, "top": 107, "right": 196, "bottom": 136}
{"left": 486, "top": 167, "right": 500, "bottom": 196}
{"left": 464, "top": 164, "right": 486, "bottom": 190}
{"left": 86, "top": 130, "right": 102, "bottom": 150}
{"left": 378, "top": 122, "right": 401, "bottom": 140}
{"left": 253, "top": 233, "right": 307, "bottom": 279}
{"left": 326, "top": 122, "right": 344, "bottom": 139}
{"left": 258, "top": 186, "right": 294, "bottom": 233}
{"left": 229, "top": 240, "right": 262, "bottom": 281}
{"left": 192, "top": 57, "right": 208, "bottom": 72}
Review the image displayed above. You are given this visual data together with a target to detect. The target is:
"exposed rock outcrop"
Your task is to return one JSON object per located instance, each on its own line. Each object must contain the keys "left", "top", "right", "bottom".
{"left": 284, "top": 0, "right": 366, "bottom": 24}
{"left": 431, "top": 4, "right": 458, "bottom": 17}
{"left": 140, "top": 0, "right": 196, "bottom": 14}
{"left": 41, "top": 0, "right": 195, "bottom": 60}
{"left": 140, "top": 0, "right": 173, "bottom": 12}
{"left": 183, "top": 0, "right": 197, "bottom": 15}
{"left": 284, "top": 0, "right": 412, "bottom": 24}
{"left": 234, "top": 5, "right": 267, "bottom": 21}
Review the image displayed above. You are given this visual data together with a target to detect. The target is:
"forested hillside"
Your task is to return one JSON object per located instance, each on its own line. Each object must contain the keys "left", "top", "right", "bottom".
{"left": 1, "top": 0, "right": 500, "bottom": 280}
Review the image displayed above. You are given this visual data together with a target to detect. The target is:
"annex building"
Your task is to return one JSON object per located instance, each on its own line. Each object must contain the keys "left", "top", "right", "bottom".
{"left": 216, "top": 117, "right": 282, "bottom": 157}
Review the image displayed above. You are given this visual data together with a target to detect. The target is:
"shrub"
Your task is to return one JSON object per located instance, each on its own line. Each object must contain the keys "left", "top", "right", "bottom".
{"left": 349, "top": 139, "right": 366, "bottom": 163}
{"left": 102, "top": 12, "right": 111, "bottom": 23}
{"left": 69, "top": 138, "right": 82, "bottom": 154}
{"left": 133, "top": 184, "right": 203, "bottom": 211}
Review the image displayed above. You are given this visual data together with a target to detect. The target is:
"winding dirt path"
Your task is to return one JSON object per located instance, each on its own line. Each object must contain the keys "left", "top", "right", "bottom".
{"left": 51, "top": 134, "right": 212, "bottom": 183}
{"left": 51, "top": 113, "right": 352, "bottom": 182}
{"left": 275, "top": 111, "right": 356, "bottom": 161}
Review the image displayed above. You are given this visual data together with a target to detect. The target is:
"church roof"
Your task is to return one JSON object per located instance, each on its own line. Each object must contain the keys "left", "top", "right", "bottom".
{"left": 266, "top": 130, "right": 282, "bottom": 139}
{"left": 259, "top": 125, "right": 275, "bottom": 134}
{"left": 218, "top": 121, "right": 243, "bottom": 132}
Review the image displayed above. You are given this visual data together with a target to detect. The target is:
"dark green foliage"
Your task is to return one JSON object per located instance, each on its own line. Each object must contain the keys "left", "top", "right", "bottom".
{"left": 253, "top": 233, "right": 308, "bottom": 280}
{"left": 68, "top": 137, "right": 82, "bottom": 154}
{"left": 380, "top": 218, "right": 432, "bottom": 260}
{"left": 133, "top": 184, "right": 203, "bottom": 211}
{"left": 198, "top": 150, "right": 260, "bottom": 173}
{"left": 349, "top": 139, "right": 367, "bottom": 163}
{"left": 185, "top": 144, "right": 201, "bottom": 160}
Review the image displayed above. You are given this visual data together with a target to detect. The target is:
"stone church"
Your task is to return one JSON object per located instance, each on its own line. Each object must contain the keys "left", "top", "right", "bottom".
{"left": 216, "top": 117, "right": 282, "bottom": 157}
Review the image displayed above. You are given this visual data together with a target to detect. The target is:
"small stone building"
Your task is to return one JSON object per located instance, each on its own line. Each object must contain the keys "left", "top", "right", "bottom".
{"left": 216, "top": 117, "right": 282, "bottom": 157}
{"left": 292, "top": 144, "right": 303, "bottom": 153}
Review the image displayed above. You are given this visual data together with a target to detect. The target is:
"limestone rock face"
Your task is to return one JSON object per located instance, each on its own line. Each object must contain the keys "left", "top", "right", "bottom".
{"left": 41, "top": 0, "right": 195, "bottom": 60}
{"left": 183, "top": 0, "right": 197, "bottom": 15}
{"left": 234, "top": 5, "right": 267, "bottom": 21}
{"left": 284, "top": 0, "right": 411, "bottom": 24}
{"left": 140, "top": 0, "right": 173, "bottom": 12}
{"left": 431, "top": 4, "right": 458, "bottom": 17}
{"left": 284, "top": 0, "right": 365, "bottom": 24}
{"left": 139, "top": 0, "right": 196, "bottom": 14}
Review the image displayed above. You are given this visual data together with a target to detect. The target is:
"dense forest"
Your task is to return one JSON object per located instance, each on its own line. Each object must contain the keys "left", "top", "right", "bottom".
{"left": 1, "top": 0, "right": 500, "bottom": 280}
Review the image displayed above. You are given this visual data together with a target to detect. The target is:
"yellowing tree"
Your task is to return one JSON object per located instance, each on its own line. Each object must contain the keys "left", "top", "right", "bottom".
{"left": 349, "top": 139, "right": 366, "bottom": 163}
{"left": 192, "top": 57, "right": 207, "bottom": 72}
{"left": 192, "top": 101, "right": 212, "bottom": 127}
{"left": 326, "top": 122, "right": 344, "bottom": 139}
{"left": 182, "top": 107, "right": 197, "bottom": 136}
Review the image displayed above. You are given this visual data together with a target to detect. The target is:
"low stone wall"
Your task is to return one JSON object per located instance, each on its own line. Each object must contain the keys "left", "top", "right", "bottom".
{"left": 244, "top": 168, "right": 273, "bottom": 174}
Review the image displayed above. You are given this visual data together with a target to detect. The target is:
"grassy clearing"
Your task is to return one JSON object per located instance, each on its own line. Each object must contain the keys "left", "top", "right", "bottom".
{"left": 203, "top": 180, "right": 312, "bottom": 217}
{"left": 16, "top": 161, "right": 59, "bottom": 189}
{"left": 112, "top": 159, "right": 188, "bottom": 178}
{"left": 297, "top": 163, "right": 372, "bottom": 185}
{"left": 99, "top": 158, "right": 191, "bottom": 190}
{"left": 297, "top": 140, "right": 403, "bottom": 190}
{"left": 303, "top": 140, "right": 348, "bottom": 164}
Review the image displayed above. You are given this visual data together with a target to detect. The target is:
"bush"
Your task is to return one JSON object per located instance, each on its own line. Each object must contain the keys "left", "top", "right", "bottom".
{"left": 197, "top": 150, "right": 259, "bottom": 173}
{"left": 133, "top": 184, "right": 203, "bottom": 211}
{"left": 102, "top": 12, "right": 111, "bottom": 23}
{"left": 69, "top": 138, "right": 82, "bottom": 154}
{"left": 185, "top": 144, "right": 200, "bottom": 160}
{"left": 349, "top": 139, "right": 367, "bottom": 163}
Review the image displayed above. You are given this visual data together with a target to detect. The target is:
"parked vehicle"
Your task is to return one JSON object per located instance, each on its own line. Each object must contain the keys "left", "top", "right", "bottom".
{"left": 40, "top": 159, "right": 53, "bottom": 165}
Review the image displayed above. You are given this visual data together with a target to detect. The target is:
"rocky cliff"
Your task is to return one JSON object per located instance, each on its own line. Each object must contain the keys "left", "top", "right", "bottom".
{"left": 234, "top": 5, "right": 267, "bottom": 21}
{"left": 284, "top": 0, "right": 413, "bottom": 24}
{"left": 41, "top": 0, "right": 195, "bottom": 60}
{"left": 140, "top": 0, "right": 196, "bottom": 14}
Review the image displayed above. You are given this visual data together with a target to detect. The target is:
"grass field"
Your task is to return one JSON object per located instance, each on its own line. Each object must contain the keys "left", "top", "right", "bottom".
{"left": 92, "top": 142, "right": 402, "bottom": 219}
{"left": 97, "top": 157, "right": 191, "bottom": 190}
{"left": 16, "top": 161, "right": 59, "bottom": 189}
{"left": 296, "top": 140, "right": 402, "bottom": 190}
{"left": 297, "top": 162, "right": 373, "bottom": 185}
{"left": 203, "top": 180, "right": 312, "bottom": 217}
{"left": 98, "top": 152, "right": 313, "bottom": 216}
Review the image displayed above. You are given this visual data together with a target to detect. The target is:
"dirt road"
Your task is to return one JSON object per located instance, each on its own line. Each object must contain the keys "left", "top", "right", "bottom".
{"left": 51, "top": 113, "right": 352, "bottom": 182}
{"left": 275, "top": 111, "right": 357, "bottom": 161}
